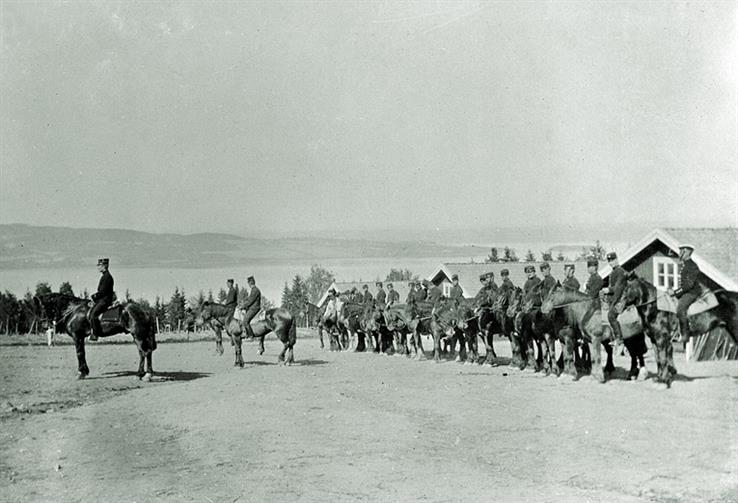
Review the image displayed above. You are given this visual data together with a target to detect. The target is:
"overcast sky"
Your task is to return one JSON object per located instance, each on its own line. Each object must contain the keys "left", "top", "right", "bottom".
{"left": 1, "top": 0, "right": 736, "bottom": 235}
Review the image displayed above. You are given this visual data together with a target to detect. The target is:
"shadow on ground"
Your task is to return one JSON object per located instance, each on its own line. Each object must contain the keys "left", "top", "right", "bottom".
{"left": 96, "top": 370, "right": 212, "bottom": 381}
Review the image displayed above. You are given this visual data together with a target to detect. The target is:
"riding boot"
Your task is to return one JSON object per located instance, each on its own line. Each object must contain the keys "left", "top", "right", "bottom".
{"left": 243, "top": 322, "right": 255, "bottom": 340}
{"left": 90, "top": 317, "right": 102, "bottom": 341}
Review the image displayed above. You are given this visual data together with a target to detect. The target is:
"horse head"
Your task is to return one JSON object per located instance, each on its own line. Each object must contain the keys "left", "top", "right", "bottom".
{"left": 541, "top": 284, "right": 564, "bottom": 314}
{"left": 620, "top": 272, "right": 649, "bottom": 311}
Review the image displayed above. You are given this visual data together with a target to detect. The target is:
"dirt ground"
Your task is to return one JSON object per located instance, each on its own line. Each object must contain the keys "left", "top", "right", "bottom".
{"left": 1, "top": 330, "right": 736, "bottom": 503}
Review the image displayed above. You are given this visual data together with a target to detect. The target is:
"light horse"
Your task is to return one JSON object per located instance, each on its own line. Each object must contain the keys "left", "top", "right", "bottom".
{"left": 541, "top": 285, "right": 615, "bottom": 382}
{"left": 196, "top": 303, "right": 297, "bottom": 366}
{"left": 35, "top": 293, "right": 156, "bottom": 380}
{"left": 321, "top": 297, "right": 346, "bottom": 351}
{"left": 619, "top": 274, "right": 736, "bottom": 388}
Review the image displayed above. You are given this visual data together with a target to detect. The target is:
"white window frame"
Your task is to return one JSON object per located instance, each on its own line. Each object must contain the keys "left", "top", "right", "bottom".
{"left": 442, "top": 281, "right": 451, "bottom": 297}
{"left": 653, "top": 257, "right": 679, "bottom": 291}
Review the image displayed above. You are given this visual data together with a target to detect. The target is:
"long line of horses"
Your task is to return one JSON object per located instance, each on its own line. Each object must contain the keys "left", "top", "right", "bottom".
{"left": 31, "top": 272, "right": 736, "bottom": 390}
{"left": 309, "top": 273, "right": 737, "bottom": 389}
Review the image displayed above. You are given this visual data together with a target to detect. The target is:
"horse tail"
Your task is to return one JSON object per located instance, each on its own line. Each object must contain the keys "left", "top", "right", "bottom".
{"left": 288, "top": 312, "right": 297, "bottom": 346}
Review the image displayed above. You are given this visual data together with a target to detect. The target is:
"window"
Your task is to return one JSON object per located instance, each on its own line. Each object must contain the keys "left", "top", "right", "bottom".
{"left": 653, "top": 257, "right": 679, "bottom": 290}
{"left": 442, "top": 281, "right": 451, "bottom": 297}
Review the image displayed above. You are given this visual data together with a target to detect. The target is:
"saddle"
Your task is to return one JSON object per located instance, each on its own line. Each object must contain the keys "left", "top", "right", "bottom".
{"left": 97, "top": 303, "right": 124, "bottom": 323}
{"left": 656, "top": 289, "right": 718, "bottom": 316}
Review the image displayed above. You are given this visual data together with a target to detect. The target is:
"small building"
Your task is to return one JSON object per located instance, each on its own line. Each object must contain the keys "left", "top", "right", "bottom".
{"left": 316, "top": 280, "right": 413, "bottom": 307}
{"left": 427, "top": 260, "right": 592, "bottom": 298}
{"left": 598, "top": 227, "right": 738, "bottom": 361}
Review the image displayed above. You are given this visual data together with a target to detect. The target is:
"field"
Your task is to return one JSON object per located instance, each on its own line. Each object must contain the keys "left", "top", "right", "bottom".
{"left": 1, "top": 330, "right": 737, "bottom": 503}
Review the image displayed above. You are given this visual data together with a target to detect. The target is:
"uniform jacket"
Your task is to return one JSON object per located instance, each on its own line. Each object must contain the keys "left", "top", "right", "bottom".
{"left": 499, "top": 278, "right": 515, "bottom": 294}
{"left": 224, "top": 287, "right": 238, "bottom": 308}
{"left": 375, "top": 289, "right": 387, "bottom": 307}
{"left": 363, "top": 291, "right": 374, "bottom": 304}
{"left": 523, "top": 276, "right": 543, "bottom": 306}
{"left": 541, "top": 275, "right": 557, "bottom": 297}
{"left": 427, "top": 286, "right": 443, "bottom": 304}
{"left": 242, "top": 286, "right": 261, "bottom": 312}
{"left": 93, "top": 270, "right": 115, "bottom": 304}
{"left": 414, "top": 288, "right": 428, "bottom": 302}
{"left": 387, "top": 290, "right": 400, "bottom": 305}
{"left": 585, "top": 273, "right": 604, "bottom": 299}
{"left": 609, "top": 266, "right": 627, "bottom": 302}
{"left": 676, "top": 259, "right": 701, "bottom": 298}
{"left": 449, "top": 284, "right": 464, "bottom": 302}
{"left": 562, "top": 276, "right": 580, "bottom": 292}
{"left": 475, "top": 284, "right": 496, "bottom": 308}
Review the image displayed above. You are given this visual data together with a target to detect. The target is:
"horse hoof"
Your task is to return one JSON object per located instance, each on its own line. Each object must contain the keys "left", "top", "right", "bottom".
{"left": 638, "top": 367, "right": 649, "bottom": 381}
{"left": 142, "top": 373, "right": 152, "bottom": 382}
{"left": 651, "top": 381, "right": 669, "bottom": 390}
{"left": 77, "top": 372, "right": 87, "bottom": 380}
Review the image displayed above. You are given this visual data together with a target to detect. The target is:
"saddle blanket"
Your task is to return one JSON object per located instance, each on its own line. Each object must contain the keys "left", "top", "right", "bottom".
{"left": 656, "top": 290, "right": 718, "bottom": 316}
{"left": 99, "top": 304, "right": 123, "bottom": 323}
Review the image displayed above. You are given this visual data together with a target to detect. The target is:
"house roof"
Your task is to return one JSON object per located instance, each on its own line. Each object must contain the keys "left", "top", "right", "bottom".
{"left": 316, "top": 280, "right": 412, "bottom": 307}
{"left": 428, "top": 260, "right": 592, "bottom": 298}
{"left": 598, "top": 228, "right": 738, "bottom": 292}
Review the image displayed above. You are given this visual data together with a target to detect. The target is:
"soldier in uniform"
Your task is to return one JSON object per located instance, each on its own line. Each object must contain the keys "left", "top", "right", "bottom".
{"left": 475, "top": 272, "right": 497, "bottom": 311}
{"left": 449, "top": 274, "right": 464, "bottom": 304}
{"left": 604, "top": 252, "right": 626, "bottom": 342}
{"left": 562, "top": 264, "right": 580, "bottom": 291}
{"left": 362, "top": 284, "right": 374, "bottom": 305}
{"left": 581, "top": 259, "right": 603, "bottom": 327}
{"left": 427, "top": 280, "right": 443, "bottom": 305}
{"left": 224, "top": 279, "right": 238, "bottom": 319}
{"left": 375, "top": 281, "right": 386, "bottom": 309}
{"left": 386, "top": 283, "right": 400, "bottom": 306}
{"left": 89, "top": 258, "right": 114, "bottom": 341}
{"left": 540, "top": 263, "right": 557, "bottom": 299}
{"left": 415, "top": 280, "right": 428, "bottom": 302}
{"left": 523, "top": 265, "right": 542, "bottom": 306}
{"left": 240, "top": 276, "right": 261, "bottom": 339}
{"left": 405, "top": 281, "right": 416, "bottom": 304}
{"left": 499, "top": 268, "right": 515, "bottom": 293}
{"left": 668, "top": 244, "right": 702, "bottom": 343}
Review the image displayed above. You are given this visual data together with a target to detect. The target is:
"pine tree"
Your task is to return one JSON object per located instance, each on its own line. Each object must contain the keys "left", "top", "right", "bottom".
{"left": 59, "top": 281, "right": 75, "bottom": 297}
{"left": 525, "top": 249, "right": 536, "bottom": 262}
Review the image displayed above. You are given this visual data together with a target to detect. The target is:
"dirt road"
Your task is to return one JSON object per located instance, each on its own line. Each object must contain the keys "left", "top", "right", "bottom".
{"left": 1, "top": 333, "right": 736, "bottom": 502}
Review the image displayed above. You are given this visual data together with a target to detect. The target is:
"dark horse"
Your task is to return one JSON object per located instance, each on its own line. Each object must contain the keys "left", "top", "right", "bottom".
{"left": 34, "top": 293, "right": 156, "bottom": 380}
{"left": 619, "top": 274, "right": 736, "bottom": 388}
{"left": 195, "top": 302, "right": 297, "bottom": 366}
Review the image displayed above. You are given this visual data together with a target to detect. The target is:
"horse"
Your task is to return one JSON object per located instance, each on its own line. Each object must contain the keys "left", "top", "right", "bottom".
{"left": 427, "top": 298, "right": 459, "bottom": 362}
{"left": 540, "top": 286, "right": 615, "bottom": 382}
{"left": 383, "top": 304, "right": 412, "bottom": 356}
{"left": 363, "top": 304, "right": 393, "bottom": 354}
{"left": 34, "top": 293, "right": 156, "bottom": 380}
{"left": 619, "top": 274, "right": 736, "bottom": 388}
{"left": 404, "top": 297, "right": 435, "bottom": 360}
{"left": 337, "top": 295, "right": 370, "bottom": 351}
{"left": 492, "top": 287, "right": 524, "bottom": 368}
{"left": 195, "top": 303, "right": 297, "bottom": 366}
{"left": 319, "top": 298, "right": 344, "bottom": 351}
{"left": 303, "top": 301, "right": 327, "bottom": 349}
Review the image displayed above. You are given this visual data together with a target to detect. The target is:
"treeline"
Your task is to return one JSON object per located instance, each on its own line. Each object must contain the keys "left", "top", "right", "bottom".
{"left": 485, "top": 241, "right": 607, "bottom": 264}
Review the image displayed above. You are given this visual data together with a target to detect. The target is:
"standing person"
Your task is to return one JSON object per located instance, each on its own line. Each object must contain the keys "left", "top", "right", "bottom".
{"left": 449, "top": 274, "right": 464, "bottom": 304}
{"left": 89, "top": 258, "right": 114, "bottom": 341}
{"left": 604, "top": 252, "right": 626, "bottom": 342}
{"left": 668, "top": 244, "right": 702, "bottom": 344}
{"left": 375, "top": 281, "right": 387, "bottom": 309}
{"left": 562, "top": 264, "right": 580, "bottom": 292}
{"left": 386, "top": 283, "right": 400, "bottom": 306}
{"left": 46, "top": 322, "right": 55, "bottom": 347}
{"left": 240, "top": 276, "right": 261, "bottom": 339}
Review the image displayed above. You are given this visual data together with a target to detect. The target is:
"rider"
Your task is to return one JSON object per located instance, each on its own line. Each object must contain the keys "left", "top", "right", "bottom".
{"left": 224, "top": 278, "right": 238, "bottom": 319}
{"left": 414, "top": 280, "right": 429, "bottom": 302}
{"left": 240, "top": 276, "right": 261, "bottom": 339}
{"left": 405, "top": 280, "right": 416, "bottom": 304}
{"left": 475, "top": 272, "right": 496, "bottom": 312}
{"left": 427, "top": 280, "right": 443, "bottom": 305}
{"left": 522, "top": 265, "right": 542, "bottom": 307}
{"left": 668, "top": 244, "right": 702, "bottom": 343}
{"left": 386, "top": 283, "right": 400, "bottom": 307}
{"left": 375, "top": 281, "right": 387, "bottom": 309}
{"left": 449, "top": 274, "right": 464, "bottom": 304}
{"left": 581, "top": 258, "right": 604, "bottom": 327}
{"left": 89, "top": 258, "right": 114, "bottom": 341}
{"left": 562, "top": 264, "right": 580, "bottom": 292}
{"left": 362, "top": 284, "right": 374, "bottom": 305}
{"left": 540, "top": 263, "right": 557, "bottom": 298}
{"left": 604, "top": 252, "right": 627, "bottom": 343}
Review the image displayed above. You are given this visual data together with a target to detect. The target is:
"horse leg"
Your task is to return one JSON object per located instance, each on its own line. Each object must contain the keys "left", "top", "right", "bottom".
{"left": 146, "top": 350, "right": 154, "bottom": 376}
{"left": 415, "top": 328, "right": 426, "bottom": 361}
{"left": 73, "top": 333, "right": 90, "bottom": 379}
{"left": 544, "top": 333, "right": 557, "bottom": 376}
{"left": 318, "top": 325, "right": 324, "bottom": 349}
{"left": 432, "top": 328, "right": 442, "bottom": 362}
{"left": 561, "top": 331, "right": 577, "bottom": 379}
{"left": 214, "top": 326, "right": 224, "bottom": 355}
{"left": 134, "top": 339, "right": 146, "bottom": 379}
{"left": 233, "top": 332, "right": 244, "bottom": 367}
{"left": 257, "top": 335, "right": 265, "bottom": 355}
{"left": 278, "top": 342, "right": 287, "bottom": 364}
{"left": 603, "top": 340, "right": 615, "bottom": 376}
{"left": 589, "top": 332, "right": 605, "bottom": 383}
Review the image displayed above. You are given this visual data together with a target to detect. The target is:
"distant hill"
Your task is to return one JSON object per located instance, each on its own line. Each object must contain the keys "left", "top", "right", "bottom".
{"left": 0, "top": 224, "right": 488, "bottom": 269}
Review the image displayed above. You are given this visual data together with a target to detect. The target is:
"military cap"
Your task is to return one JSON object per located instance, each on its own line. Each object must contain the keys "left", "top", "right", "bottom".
{"left": 451, "top": 274, "right": 459, "bottom": 280}
{"left": 362, "top": 284, "right": 369, "bottom": 289}
{"left": 328, "top": 288, "right": 336, "bottom": 295}
{"left": 97, "top": 258, "right": 109, "bottom": 266}
{"left": 387, "top": 282, "right": 393, "bottom": 288}
{"left": 486, "top": 271, "right": 495, "bottom": 278}
{"left": 227, "top": 278, "right": 234, "bottom": 284}
{"left": 564, "top": 264, "right": 575, "bottom": 271}
{"left": 422, "top": 279, "right": 430, "bottom": 287}
{"left": 540, "top": 262, "right": 551, "bottom": 271}
{"left": 587, "top": 258, "right": 599, "bottom": 267}
{"left": 247, "top": 276, "right": 255, "bottom": 283}
{"left": 376, "top": 281, "right": 383, "bottom": 287}
{"left": 479, "top": 273, "right": 487, "bottom": 281}
{"left": 524, "top": 265, "right": 535, "bottom": 273}
{"left": 606, "top": 252, "right": 617, "bottom": 261}
{"left": 678, "top": 243, "right": 695, "bottom": 251}
{"left": 500, "top": 268, "right": 510, "bottom": 277}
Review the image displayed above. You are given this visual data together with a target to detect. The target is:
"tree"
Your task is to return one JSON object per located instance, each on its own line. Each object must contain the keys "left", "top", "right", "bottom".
{"left": 124, "top": 288, "right": 132, "bottom": 301}
{"left": 35, "top": 282, "right": 52, "bottom": 297}
{"left": 217, "top": 288, "right": 227, "bottom": 303}
{"left": 576, "top": 240, "right": 606, "bottom": 261}
{"left": 541, "top": 250, "right": 553, "bottom": 262}
{"left": 305, "top": 264, "right": 335, "bottom": 304}
{"left": 261, "top": 296, "right": 276, "bottom": 311}
{"left": 556, "top": 251, "right": 566, "bottom": 262}
{"left": 207, "top": 289, "right": 215, "bottom": 303}
{"left": 503, "top": 247, "right": 518, "bottom": 262}
{"left": 166, "top": 287, "right": 186, "bottom": 330}
{"left": 385, "top": 268, "right": 415, "bottom": 282}
{"left": 281, "top": 275, "right": 308, "bottom": 315}
{"left": 486, "top": 248, "right": 499, "bottom": 263}
{"left": 525, "top": 249, "right": 536, "bottom": 262}
{"left": 59, "top": 281, "right": 75, "bottom": 297}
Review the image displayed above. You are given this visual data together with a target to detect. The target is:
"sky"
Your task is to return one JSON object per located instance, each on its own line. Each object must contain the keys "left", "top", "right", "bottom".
{"left": 1, "top": 0, "right": 736, "bottom": 236}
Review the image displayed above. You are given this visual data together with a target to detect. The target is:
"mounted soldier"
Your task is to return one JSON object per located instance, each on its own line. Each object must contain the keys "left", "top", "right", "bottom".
{"left": 375, "top": 281, "right": 387, "bottom": 309}
{"left": 386, "top": 282, "right": 400, "bottom": 307}
{"left": 362, "top": 284, "right": 373, "bottom": 305}
{"left": 523, "top": 265, "right": 542, "bottom": 305}
{"left": 540, "top": 262, "right": 557, "bottom": 298}
{"left": 475, "top": 272, "right": 497, "bottom": 311}
{"left": 498, "top": 268, "right": 515, "bottom": 294}
{"left": 604, "top": 252, "right": 626, "bottom": 342}
{"left": 449, "top": 274, "right": 464, "bottom": 304}
{"left": 562, "top": 264, "right": 580, "bottom": 292}
{"left": 405, "top": 280, "right": 416, "bottom": 304}
{"left": 224, "top": 278, "right": 238, "bottom": 319}
{"left": 427, "top": 280, "right": 443, "bottom": 305}
{"left": 240, "top": 276, "right": 261, "bottom": 339}
{"left": 89, "top": 258, "right": 114, "bottom": 341}
{"left": 581, "top": 258, "right": 604, "bottom": 327}
{"left": 668, "top": 244, "right": 702, "bottom": 344}
{"left": 415, "top": 280, "right": 428, "bottom": 302}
